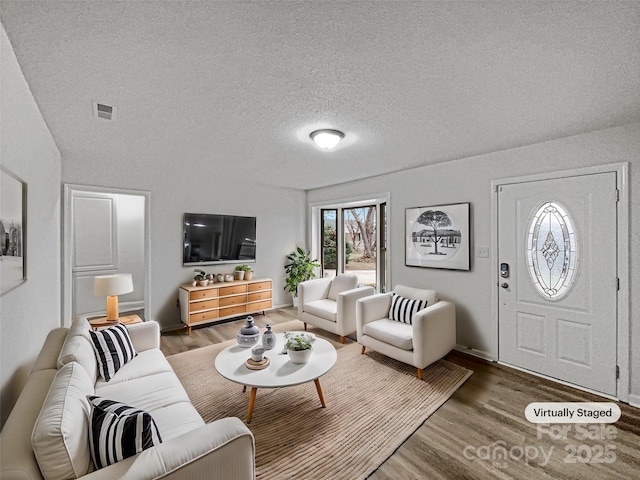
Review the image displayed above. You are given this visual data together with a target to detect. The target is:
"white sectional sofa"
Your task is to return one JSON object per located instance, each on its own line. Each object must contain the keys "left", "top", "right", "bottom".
{"left": 0, "top": 318, "right": 255, "bottom": 480}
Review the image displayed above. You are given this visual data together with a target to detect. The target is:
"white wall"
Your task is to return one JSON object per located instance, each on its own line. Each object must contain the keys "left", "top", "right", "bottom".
{"left": 307, "top": 123, "right": 640, "bottom": 404}
{"left": 0, "top": 25, "right": 62, "bottom": 427}
{"left": 61, "top": 161, "right": 307, "bottom": 330}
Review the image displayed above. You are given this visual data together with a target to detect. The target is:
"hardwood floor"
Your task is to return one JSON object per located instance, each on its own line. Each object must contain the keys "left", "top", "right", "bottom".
{"left": 161, "top": 308, "right": 640, "bottom": 480}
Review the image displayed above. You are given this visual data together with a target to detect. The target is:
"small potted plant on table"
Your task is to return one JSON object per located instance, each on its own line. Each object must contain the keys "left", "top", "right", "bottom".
{"left": 284, "top": 332, "right": 314, "bottom": 364}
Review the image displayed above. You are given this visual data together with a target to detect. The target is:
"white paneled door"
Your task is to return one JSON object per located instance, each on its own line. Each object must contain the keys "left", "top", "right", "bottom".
{"left": 498, "top": 173, "right": 618, "bottom": 396}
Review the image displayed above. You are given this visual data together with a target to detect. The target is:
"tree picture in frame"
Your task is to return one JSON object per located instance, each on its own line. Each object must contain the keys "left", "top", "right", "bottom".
{"left": 405, "top": 202, "right": 470, "bottom": 271}
{"left": 1, "top": 166, "right": 27, "bottom": 294}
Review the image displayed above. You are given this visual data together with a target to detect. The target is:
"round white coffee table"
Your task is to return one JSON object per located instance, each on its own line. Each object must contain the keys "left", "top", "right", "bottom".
{"left": 214, "top": 332, "right": 337, "bottom": 423}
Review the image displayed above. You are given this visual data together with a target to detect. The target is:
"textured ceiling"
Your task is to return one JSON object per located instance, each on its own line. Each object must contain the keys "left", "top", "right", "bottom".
{"left": 1, "top": 1, "right": 639, "bottom": 190}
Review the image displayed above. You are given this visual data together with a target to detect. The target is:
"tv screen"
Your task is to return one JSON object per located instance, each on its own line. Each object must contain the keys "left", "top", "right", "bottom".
{"left": 183, "top": 213, "right": 256, "bottom": 265}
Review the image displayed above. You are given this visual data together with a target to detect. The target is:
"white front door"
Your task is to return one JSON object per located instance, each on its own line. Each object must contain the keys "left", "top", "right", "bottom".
{"left": 498, "top": 173, "right": 618, "bottom": 396}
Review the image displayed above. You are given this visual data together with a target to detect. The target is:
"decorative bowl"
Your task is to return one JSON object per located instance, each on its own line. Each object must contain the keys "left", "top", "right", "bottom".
{"left": 237, "top": 332, "right": 259, "bottom": 348}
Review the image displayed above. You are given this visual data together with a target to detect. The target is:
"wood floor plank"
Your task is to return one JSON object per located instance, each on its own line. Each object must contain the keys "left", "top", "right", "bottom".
{"left": 160, "top": 307, "right": 640, "bottom": 479}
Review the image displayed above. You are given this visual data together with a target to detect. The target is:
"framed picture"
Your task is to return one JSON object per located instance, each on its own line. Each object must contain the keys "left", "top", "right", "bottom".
{"left": 405, "top": 202, "right": 470, "bottom": 271}
{"left": 1, "top": 166, "right": 27, "bottom": 295}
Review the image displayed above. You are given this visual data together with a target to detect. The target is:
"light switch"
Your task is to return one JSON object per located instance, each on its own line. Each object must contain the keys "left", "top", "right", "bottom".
{"left": 477, "top": 247, "right": 489, "bottom": 258}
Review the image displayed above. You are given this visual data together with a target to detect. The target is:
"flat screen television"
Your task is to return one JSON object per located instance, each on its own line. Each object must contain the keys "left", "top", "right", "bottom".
{"left": 183, "top": 213, "right": 256, "bottom": 265}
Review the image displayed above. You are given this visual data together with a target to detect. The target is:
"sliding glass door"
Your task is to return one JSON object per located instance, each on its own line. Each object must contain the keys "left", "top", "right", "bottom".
{"left": 321, "top": 209, "right": 338, "bottom": 279}
{"left": 315, "top": 199, "right": 387, "bottom": 292}
{"left": 344, "top": 206, "right": 376, "bottom": 288}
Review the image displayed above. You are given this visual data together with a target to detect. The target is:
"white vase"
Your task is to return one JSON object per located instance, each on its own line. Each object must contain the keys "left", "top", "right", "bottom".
{"left": 292, "top": 295, "right": 298, "bottom": 308}
{"left": 288, "top": 348, "right": 312, "bottom": 364}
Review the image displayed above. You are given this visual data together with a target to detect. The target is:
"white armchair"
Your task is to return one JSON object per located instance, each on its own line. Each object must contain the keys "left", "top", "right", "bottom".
{"left": 298, "top": 274, "right": 375, "bottom": 343}
{"left": 356, "top": 285, "right": 456, "bottom": 379}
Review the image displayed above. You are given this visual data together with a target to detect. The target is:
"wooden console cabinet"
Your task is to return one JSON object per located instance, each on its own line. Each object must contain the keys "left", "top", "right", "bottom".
{"left": 179, "top": 278, "right": 272, "bottom": 334}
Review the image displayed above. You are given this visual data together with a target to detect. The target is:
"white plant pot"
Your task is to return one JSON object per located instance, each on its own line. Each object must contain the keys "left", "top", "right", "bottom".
{"left": 292, "top": 295, "right": 299, "bottom": 308}
{"left": 287, "top": 348, "right": 312, "bottom": 364}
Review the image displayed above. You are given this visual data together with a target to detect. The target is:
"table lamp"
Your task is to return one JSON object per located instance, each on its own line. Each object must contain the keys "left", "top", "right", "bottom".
{"left": 94, "top": 273, "right": 133, "bottom": 322}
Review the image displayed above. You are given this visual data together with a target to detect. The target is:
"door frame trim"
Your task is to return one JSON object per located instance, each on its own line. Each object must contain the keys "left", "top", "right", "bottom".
{"left": 62, "top": 184, "right": 151, "bottom": 326}
{"left": 491, "top": 163, "right": 629, "bottom": 402}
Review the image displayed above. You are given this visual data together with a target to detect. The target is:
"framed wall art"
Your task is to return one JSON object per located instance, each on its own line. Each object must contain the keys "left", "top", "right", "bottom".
{"left": 405, "top": 202, "right": 470, "bottom": 271}
{"left": 1, "top": 166, "right": 27, "bottom": 295}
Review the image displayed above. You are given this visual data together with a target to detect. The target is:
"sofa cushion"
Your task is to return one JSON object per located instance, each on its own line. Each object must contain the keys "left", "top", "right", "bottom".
{"left": 87, "top": 395, "right": 163, "bottom": 469}
{"left": 327, "top": 274, "right": 357, "bottom": 301}
{"left": 58, "top": 332, "right": 98, "bottom": 381}
{"left": 303, "top": 299, "right": 337, "bottom": 322}
{"left": 90, "top": 323, "right": 137, "bottom": 382}
{"left": 94, "top": 349, "right": 175, "bottom": 388}
{"left": 149, "top": 402, "right": 206, "bottom": 441}
{"left": 31, "top": 362, "right": 94, "bottom": 480}
{"left": 69, "top": 316, "right": 92, "bottom": 339}
{"left": 394, "top": 285, "right": 438, "bottom": 304}
{"left": 96, "top": 371, "right": 192, "bottom": 413}
{"left": 363, "top": 319, "right": 413, "bottom": 350}
{"left": 388, "top": 294, "right": 426, "bottom": 325}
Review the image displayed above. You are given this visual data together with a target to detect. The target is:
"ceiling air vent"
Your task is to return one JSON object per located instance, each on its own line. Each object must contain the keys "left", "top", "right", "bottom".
{"left": 93, "top": 102, "right": 116, "bottom": 121}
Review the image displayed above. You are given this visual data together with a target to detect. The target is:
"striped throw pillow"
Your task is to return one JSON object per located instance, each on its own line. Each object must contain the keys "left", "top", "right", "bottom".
{"left": 388, "top": 294, "right": 426, "bottom": 325}
{"left": 87, "top": 396, "right": 162, "bottom": 469}
{"left": 89, "top": 323, "right": 137, "bottom": 382}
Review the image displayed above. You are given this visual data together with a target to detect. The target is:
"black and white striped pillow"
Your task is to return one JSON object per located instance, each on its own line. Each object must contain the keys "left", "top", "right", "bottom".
{"left": 89, "top": 323, "right": 137, "bottom": 382}
{"left": 388, "top": 294, "right": 426, "bottom": 325}
{"left": 87, "top": 396, "right": 162, "bottom": 469}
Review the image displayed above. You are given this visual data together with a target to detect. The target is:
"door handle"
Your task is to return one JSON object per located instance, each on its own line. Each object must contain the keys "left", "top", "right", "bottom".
{"left": 501, "top": 283, "right": 509, "bottom": 289}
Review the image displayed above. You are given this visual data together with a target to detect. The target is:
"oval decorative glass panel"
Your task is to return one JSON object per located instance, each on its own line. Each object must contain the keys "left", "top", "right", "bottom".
{"left": 526, "top": 201, "right": 578, "bottom": 300}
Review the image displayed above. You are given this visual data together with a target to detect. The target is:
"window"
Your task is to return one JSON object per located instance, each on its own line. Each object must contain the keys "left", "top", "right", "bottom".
{"left": 526, "top": 201, "right": 578, "bottom": 300}
{"left": 312, "top": 196, "right": 388, "bottom": 292}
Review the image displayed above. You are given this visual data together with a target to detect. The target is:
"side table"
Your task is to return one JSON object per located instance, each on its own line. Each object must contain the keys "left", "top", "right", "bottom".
{"left": 88, "top": 314, "right": 143, "bottom": 330}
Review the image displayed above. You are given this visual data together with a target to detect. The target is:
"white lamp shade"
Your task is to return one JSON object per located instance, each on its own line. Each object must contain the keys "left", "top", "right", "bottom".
{"left": 94, "top": 273, "right": 134, "bottom": 297}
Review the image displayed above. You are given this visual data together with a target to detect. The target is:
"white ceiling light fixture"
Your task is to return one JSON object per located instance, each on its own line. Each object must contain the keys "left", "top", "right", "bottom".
{"left": 310, "top": 129, "right": 344, "bottom": 150}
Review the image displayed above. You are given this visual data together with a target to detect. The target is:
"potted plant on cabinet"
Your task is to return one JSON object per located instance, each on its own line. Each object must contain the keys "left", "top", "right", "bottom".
{"left": 193, "top": 269, "right": 208, "bottom": 287}
{"left": 234, "top": 264, "right": 253, "bottom": 281}
{"left": 284, "top": 247, "right": 320, "bottom": 307}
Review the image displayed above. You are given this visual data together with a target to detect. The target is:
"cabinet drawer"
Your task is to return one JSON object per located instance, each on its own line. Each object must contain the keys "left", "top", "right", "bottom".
{"left": 219, "top": 294, "right": 247, "bottom": 307}
{"left": 248, "top": 291, "right": 271, "bottom": 302}
{"left": 189, "top": 288, "right": 218, "bottom": 301}
{"left": 190, "top": 299, "right": 218, "bottom": 312}
{"left": 248, "top": 300, "right": 272, "bottom": 312}
{"left": 248, "top": 281, "right": 272, "bottom": 292}
{"left": 219, "top": 285, "right": 247, "bottom": 296}
{"left": 219, "top": 305, "right": 247, "bottom": 318}
{"left": 189, "top": 309, "right": 219, "bottom": 324}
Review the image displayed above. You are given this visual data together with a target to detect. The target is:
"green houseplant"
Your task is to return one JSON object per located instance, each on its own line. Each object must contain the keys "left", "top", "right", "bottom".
{"left": 284, "top": 332, "right": 314, "bottom": 364}
{"left": 283, "top": 247, "right": 320, "bottom": 304}
{"left": 193, "top": 269, "right": 208, "bottom": 286}
{"left": 234, "top": 264, "right": 253, "bottom": 280}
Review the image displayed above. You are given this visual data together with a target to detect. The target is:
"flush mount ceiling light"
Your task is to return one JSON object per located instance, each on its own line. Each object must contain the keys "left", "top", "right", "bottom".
{"left": 310, "top": 129, "right": 344, "bottom": 150}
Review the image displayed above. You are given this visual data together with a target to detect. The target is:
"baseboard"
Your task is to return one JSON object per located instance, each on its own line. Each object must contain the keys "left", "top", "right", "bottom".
{"left": 160, "top": 323, "right": 187, "bottom": 333}
{"left": 273, "top": 302, "right": 294, "bottom": 309}
{"left": 629, "top": 394, "right": 640, "bottom": 408}
{"left": 454, "top": 344, "right": 495, "bottom": 362}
